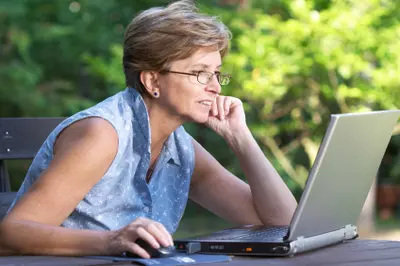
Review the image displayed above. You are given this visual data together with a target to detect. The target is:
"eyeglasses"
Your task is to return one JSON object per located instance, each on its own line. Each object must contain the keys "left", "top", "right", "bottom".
{"left": 162, "top": 70, "right": 231, "bottom": 86}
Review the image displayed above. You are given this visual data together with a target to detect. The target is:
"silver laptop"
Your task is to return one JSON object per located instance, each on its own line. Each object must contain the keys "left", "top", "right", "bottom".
{"left": 175, "top": 110, "right": 400, "bottom": 256}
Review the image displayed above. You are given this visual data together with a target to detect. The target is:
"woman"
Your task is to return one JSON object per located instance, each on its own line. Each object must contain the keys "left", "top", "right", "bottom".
{"left": 0, "top": 0, "right": 296, "bottom": 258}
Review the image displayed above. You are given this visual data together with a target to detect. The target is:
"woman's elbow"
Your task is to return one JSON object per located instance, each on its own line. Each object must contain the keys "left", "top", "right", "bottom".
{"left": 0, "top": 220, "right": 19, "bottom": 256}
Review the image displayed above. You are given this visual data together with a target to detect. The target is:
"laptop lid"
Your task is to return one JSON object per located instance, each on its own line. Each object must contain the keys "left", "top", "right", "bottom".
{"left": 287, "top": 110, "right": 400, "bottom": 241}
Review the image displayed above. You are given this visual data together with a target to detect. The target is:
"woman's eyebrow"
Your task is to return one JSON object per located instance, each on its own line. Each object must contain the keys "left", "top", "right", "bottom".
{"left": 191, "top": 63, "right": 222, "bottom": 69}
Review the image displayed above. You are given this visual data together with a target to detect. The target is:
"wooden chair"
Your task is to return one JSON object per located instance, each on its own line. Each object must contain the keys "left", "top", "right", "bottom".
{"left": 0, "top": 118, "right": 65, "bottom": 220}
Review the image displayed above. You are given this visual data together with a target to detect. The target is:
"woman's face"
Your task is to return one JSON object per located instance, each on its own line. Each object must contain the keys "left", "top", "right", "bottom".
{"left": 157, "top": 47, "right": 222, "bottom": 124}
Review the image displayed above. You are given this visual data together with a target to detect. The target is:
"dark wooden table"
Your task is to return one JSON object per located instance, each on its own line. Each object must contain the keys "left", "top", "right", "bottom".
{"left": 2, "top": 239, "right": 400, "bottom": 266}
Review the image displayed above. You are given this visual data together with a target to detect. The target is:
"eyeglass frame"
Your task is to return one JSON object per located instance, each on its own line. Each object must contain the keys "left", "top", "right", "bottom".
{"left": 160, "top": 70, "right": 231, "bottom": 86}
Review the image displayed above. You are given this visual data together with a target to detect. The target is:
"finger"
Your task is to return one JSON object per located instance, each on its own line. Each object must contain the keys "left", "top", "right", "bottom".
{"left": 155, "top": 222, "right": 174, "bottom": 246}
{"left": 224, "top": 97, "right": 232, "bottom": 116}
{"left": 127, "top": 242, "right": 151, "bottom": 259}
{"left": 211, "top": 96, "right": 218, "bottom": 116}
{"left": 136, "top": 227, "right": 160, "bottom": 249}
{"left": 132, "top": 217, "right": 150, "bottom": 226}
{"left": 231, "top": 97, "right": 242, "bottom": 108}
{"left": 217, "top": 96, "right": 225, "bottom": 120}
{"left": 146, "top": 222, "right": 170, "bottom": 247}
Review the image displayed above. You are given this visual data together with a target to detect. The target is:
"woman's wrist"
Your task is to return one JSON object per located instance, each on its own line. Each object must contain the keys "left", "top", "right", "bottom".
{"left": 104, "top": 230, "right": 121, "bottom": 255}
{"left": 225, "top": 126, "right": 253, "bottom": 154}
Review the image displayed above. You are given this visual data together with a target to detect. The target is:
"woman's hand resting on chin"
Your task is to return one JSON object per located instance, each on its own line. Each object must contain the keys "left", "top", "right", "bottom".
{"left": 205, "top": 95, "right": 247, "bottom": 141}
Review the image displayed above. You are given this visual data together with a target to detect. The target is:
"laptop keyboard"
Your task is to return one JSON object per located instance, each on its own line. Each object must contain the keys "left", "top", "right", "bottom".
{"left": 193, "top": 226, "right": 289, "bottom": 241}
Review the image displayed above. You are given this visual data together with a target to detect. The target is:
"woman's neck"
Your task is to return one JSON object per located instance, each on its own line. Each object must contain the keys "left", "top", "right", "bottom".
{"left": 143, "top": 96, "right": 183, "bottom": 151}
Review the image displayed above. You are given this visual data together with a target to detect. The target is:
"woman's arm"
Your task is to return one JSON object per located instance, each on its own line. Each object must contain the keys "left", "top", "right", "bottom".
{"left": 0, "top": 222, "right": 112, "bottom": 256}
{"left": 190, "top": 95, "right": 297, "bottom": 226}
{"left": 226, "top": 127, "right": 297, "bottom": 225}
{"left": 0, "top": 117, "right": 119, "bottom": 256}
{"left": 0, "top": 217, "right": 173, "bottom": 257}
{"left": 190, "top": 135, "right": 297, "bottom": 226}
{"left": 0, "top": 118, "right": 173, "bottom": 258}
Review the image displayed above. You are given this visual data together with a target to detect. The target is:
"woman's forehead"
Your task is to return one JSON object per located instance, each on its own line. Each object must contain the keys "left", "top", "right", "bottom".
{"left": 172, "top": 48, "right": 222, "bottom": 69}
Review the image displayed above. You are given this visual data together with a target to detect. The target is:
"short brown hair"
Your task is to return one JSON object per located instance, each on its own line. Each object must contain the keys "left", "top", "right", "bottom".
{"left": 123, "top": 0, "right": 231, "bottom": 94}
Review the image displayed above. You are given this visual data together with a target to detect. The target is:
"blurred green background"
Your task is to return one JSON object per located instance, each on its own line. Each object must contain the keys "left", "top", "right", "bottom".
{"left": 1, "top": 0, "right": 400, "bottom": 238}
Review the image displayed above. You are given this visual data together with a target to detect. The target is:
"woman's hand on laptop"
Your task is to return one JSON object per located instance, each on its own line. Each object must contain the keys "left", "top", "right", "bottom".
{"left": 107, "top": 217, "right": 174, "bottom": 258}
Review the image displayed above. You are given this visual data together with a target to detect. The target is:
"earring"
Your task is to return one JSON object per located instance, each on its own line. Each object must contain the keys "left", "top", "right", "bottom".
{"left": 153, "top": 91, "right": 159, "bottom": 98}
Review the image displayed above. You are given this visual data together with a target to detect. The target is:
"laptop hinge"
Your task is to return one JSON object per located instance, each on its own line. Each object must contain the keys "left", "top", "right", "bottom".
{"left": 294, "top": 224, "right": 357, "bottom": 241}
{"left": 343, "top": 224, "right": 358, "bottom": 238}
{"left": 288, "top": 224, "right": 358, "bottom": 256}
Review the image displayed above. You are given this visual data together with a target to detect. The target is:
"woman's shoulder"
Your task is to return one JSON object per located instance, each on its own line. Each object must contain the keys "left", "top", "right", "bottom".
{"left": 172, "top": 125, "right": 195, "bottom": 164}
{"left": 174, "top": 125, "right": 193, "bottom": 144}
{"left": 62, "top": 90, "right": 133, "bottom": 129}
{"left": 53, "top": 117, "right": 118, "bottom": 161}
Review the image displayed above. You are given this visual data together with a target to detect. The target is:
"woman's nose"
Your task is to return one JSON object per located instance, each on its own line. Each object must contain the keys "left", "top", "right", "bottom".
{"left": 206, "top": 75, "right": 221, "bottom": 94}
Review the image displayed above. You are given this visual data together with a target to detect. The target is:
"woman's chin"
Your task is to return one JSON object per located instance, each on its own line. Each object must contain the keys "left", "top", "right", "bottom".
{"left": 189, "top": 113, "right": 209, "bottom": 124}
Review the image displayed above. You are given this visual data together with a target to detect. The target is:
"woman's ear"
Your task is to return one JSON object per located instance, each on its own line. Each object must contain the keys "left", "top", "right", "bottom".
{"left": 140, "top": 71, "right": 160, "bottom": 98}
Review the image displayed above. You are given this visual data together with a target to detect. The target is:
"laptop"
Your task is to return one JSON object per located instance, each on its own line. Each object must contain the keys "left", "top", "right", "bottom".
{"left": 175, "top": 110, "right": 400, "bottom": 256}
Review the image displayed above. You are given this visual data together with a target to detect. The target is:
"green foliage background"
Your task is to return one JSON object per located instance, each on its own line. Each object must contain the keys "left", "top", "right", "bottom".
{"left": 1, "top": 0, "right": 400, "bottom": 236}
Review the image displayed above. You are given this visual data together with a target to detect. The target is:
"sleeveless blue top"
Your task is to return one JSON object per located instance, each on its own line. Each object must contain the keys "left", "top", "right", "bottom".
{"left": 8, "top": 88, "right": 195, "bottom": 233}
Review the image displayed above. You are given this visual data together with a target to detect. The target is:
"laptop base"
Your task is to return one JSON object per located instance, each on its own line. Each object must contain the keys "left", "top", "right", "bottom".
{"left": 175, "top": 224, "right": 358, "bottom": 256}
